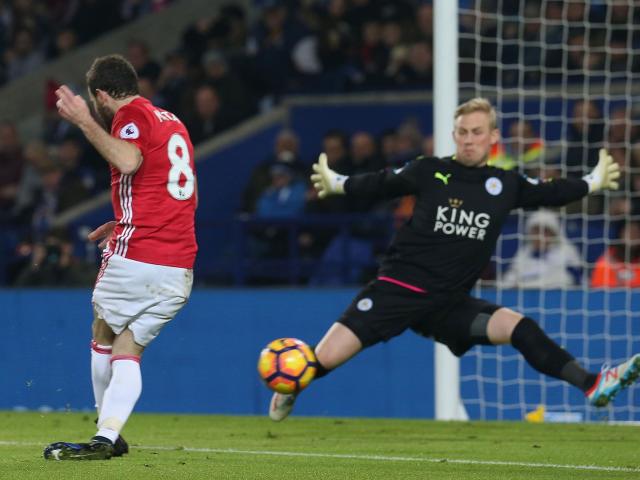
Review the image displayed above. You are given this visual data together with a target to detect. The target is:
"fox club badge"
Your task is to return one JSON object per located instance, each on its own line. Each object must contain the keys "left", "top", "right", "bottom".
{"left": 485, "top": 177, "right": 503, "bottom": 196}
{"left": 357, "top": 298, "right": 373, "bottom": 311}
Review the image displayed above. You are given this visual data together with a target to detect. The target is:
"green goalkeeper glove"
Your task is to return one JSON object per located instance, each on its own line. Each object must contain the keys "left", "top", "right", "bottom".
{"left": 310, "top": 153, "right": 348, "bottom": 198}
{"left": 583, "top": 148, "right": 621, "bottom": 193}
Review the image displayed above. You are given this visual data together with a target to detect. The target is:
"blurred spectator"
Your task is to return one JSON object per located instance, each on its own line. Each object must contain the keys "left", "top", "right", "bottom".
{"left": 606, "top": 105, "right": 639, "bottom": 171}
{"left": 605, "top": 106, "right": 637, "bottom": 219}
{"left": 521, "top": 2, "right": 543, "bottom": 85}
{"left": 348, "top": 131, "right": 384, "bottom": 212}
{"left": 351, "top": 19, "right": 388, "bottom": 90}
{"left": 213, "top": 4, "right": 249, "bottom": 54}
{"left": 5, "top": 27, "right": 45, "bottom": 81}
{"left": 304, "top": 128, "right": 351, "bottom": 213}
{"left": 201, "top": 48, "right": 257, "bottom": 124}
{"left": 387, "top": 118, "right": 422, "bottom": 166}
{"left": 421, "top": 134, "right": 433, "bottom": 157}
{"left": 312, "top": 0, "right": 355, "bottom": 92}
{"left": 378, "top": 128, "right": 397, "bottom": 165}
{"left": 565, "top": 99, "right": 604, "bottom": 174}
{"left": 499, "top": 210, "right": 582, "bottom": 288}
{"left": 241, "top": 128, "right": 305, "bottom": 214}
{"left": 249, "top": 162, "right": 307, "bottom": 261}
{"left": 591, "top": 220, "right": 640, "bottom": 288}
{"left": 247, "top": 1, "right": 307, "bottom": 100}
{"left": 415, "top": 3, "right": 433, "bottom": 42}
{"left": 393, "top": 40, "right": 432, "bottom": 89}
{"left": 320, "top": 129, "right": 351, "bottom": 174}
{"left": 13, "top": 227, "right": 95, "bottom": 286}
{"left": 350, "top": 131, "right": 383, "bottom": 175}
{"left": 157, "top": 50, "right": 190, "bottom": 115}
{"left": 180, "top": 16, "right": 216, "bottom": 66}
{"left": 565, "top": 32, "right": 605, "bottom": 83}
{"left": 0, "top": 121, "right": 24, "bottom": 218}
{"left": 301, "top": 129, "right": 352, "bottom": 256}
{"left": 488, "top": 120, "right": 544, "bottom": 172}
{"left": 56, "top": 136, "right": 101, "bottom": 193}
{"left": 126, "top": 38, "right": 161, "bottom": 82}
{"left": 380, "top": 19, "right": 407, "bottom": 81}
{"left": 29, "top": 162, "right": 90, "bottom": 237}
{"left": 256, "top": 163, "right": 307, "bottom": 219}
{"left": 11, "top": 139, "right": 50, "bottom": 223}
{"left": 137, "top": 74, "right": 166, "bottom": 108}
{"left": 46, "top": 27, "right": 78, "bottom": 59}
{"left": 185, "top": 84, "right": 229, "bottom": 144}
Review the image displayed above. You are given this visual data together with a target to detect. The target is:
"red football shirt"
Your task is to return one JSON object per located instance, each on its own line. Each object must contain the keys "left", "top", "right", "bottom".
{"left": 107, "top": 97, "right": 197, "bottom": 268}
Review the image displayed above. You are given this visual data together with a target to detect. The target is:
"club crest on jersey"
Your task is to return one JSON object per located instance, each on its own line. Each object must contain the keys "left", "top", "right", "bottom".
{"left": 357, "top": 298, "right": 373, "bottom": 311}
{"left": 485, "top": 176, "right": 502, "bottom": 196}
{"left": 119, "top": 122, "right": 140, "bottom": 139}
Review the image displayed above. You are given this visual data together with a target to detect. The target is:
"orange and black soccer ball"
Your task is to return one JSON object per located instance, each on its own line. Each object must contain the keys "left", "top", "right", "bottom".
{"left": 257, "top": 338, "right": 317, "bottom": 394}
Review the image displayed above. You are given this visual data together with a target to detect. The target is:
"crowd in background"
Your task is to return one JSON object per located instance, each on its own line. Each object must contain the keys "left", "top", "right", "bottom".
{"left": 461, "top": 0, "right": 640, "bottom": 87}
{"left": 0, "top": 0, "right": 175, "bottom": 86}
{"left": 0, "top": 0, "right": 639, "bottom": 287}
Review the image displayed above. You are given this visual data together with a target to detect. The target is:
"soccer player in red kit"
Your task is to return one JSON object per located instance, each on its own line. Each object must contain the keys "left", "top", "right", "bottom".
{"left": 44, "top": 54, "right": 197, "bottom": 460}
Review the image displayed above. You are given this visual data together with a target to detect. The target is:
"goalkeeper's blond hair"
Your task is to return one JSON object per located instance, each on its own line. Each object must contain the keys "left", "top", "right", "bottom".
{"left": 454, "top": 98, "right": 497, "bottom": 130}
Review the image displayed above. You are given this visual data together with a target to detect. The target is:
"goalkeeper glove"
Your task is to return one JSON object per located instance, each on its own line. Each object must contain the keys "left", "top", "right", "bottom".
{"left": 310, "top": 153, "right": 348, "bottom": 198}
{"left": 583, "top": 148, "right": 620, "bottom": 193}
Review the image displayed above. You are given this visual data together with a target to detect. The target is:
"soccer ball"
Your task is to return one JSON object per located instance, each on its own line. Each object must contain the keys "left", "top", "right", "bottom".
{"left": 257, "top": 338, "right": 317, "bottom": 394}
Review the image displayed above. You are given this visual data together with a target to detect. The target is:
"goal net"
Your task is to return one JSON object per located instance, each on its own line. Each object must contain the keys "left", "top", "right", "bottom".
{"left": 457, "top": 0, "right": 640, "bottom": 422}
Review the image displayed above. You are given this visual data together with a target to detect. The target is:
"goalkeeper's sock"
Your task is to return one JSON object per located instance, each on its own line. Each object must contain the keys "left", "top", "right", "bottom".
{"left": 511, "top": 317, "right": 596, "bottom": 391}
{"left": 561, "top": 360, "right": 599, "bottom": 393}
{"left": 90, "top": 340, "right": 112, "bottom": 413}
{"left": 96, "top": 356, "right": 141, "bottom": 443}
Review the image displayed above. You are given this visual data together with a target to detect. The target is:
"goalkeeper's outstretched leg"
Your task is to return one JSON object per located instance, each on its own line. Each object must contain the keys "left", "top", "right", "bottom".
{"left": 487, "top": 308, "right": 640, "bottom": 407}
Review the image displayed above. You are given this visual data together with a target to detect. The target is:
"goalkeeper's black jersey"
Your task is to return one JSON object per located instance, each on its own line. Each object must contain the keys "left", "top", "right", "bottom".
{"left": 344, "top": 155, "right": 588, "bottom": 294}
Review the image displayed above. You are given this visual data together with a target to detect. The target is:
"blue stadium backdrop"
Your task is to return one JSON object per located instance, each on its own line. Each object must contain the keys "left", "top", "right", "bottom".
{"left": 2, "top": 289, "right": 639, "bottom": 420}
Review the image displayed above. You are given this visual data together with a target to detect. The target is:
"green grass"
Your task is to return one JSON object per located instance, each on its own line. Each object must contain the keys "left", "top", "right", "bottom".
{"left": 1, "top": 411, "right": 640, "bottom": 479}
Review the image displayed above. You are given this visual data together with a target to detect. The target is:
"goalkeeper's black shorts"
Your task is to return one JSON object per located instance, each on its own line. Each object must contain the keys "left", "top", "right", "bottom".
{"left": 337, "top": 277, "right": 500, "bottom": 357}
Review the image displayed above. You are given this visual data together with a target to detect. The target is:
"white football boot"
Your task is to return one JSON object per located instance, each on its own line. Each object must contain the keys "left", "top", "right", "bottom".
{"left": 269, "top": 392, "right": 297, "bottom": 421}
{"left": 587, "top": 354, "right": 640, "bottom": 407}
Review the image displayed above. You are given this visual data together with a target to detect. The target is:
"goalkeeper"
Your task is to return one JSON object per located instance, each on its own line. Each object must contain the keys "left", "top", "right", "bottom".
{"left": 269, "top": 97, "right": 639, "bottom": 421}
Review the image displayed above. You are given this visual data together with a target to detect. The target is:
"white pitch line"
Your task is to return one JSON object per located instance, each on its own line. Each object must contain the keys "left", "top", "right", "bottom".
{"left": 1, "top": 440, "right": 638, "bottom": 474}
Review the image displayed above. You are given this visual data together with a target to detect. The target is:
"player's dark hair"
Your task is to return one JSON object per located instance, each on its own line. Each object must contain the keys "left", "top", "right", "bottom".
{"left": 86, "top": 54, "right": 139, "bottom": 100}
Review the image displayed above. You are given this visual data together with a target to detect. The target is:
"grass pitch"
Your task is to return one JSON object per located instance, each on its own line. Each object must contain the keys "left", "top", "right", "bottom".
{"left": 1, "top": 411, "right": 639, "bottom": 479}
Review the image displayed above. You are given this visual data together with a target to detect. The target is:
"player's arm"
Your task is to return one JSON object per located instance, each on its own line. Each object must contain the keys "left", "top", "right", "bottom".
{"left": 310, "top": 153, "right": 422, "bottom": 200}
{"left": 515, "top": 149, "right": 620, "bottom": 208}
{"left": 55, "top": 85, "right": 142, "bottom": 175}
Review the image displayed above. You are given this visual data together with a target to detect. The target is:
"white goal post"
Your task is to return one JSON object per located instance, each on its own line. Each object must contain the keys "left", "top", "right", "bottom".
{"left": 433, "top": 0, "right": 468, "bottom": 421}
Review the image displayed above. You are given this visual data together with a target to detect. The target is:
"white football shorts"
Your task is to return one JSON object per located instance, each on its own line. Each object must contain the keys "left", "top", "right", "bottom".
{"left": 92, "top": 253, "right": 193, "bottom": 347}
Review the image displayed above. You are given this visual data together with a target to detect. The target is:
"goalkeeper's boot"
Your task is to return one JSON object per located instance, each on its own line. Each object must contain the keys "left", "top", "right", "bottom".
{"left": 43, "top": 436, "right": 114, "bottom": 460}
{"left": 269, "top": 392, "right": 296, "bottom": 421}
{"left": 586, "top": 353, "right": 640, "bottom": 407}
